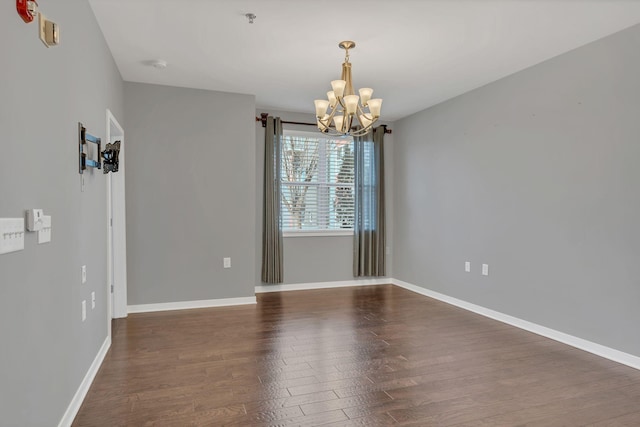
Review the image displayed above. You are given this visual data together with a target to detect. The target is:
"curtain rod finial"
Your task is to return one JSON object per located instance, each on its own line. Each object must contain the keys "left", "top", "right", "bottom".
{"left": 257, "top": 112, "right": 269, "bottom": 127}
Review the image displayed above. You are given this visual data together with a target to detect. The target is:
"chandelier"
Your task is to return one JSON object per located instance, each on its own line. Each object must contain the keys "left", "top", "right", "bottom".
{"left": 314, "top": 41, "right": 382, "bottom": 136}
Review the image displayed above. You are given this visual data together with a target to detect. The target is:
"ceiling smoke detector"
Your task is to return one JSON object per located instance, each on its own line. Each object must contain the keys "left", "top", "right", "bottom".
{"left": 150, "top": 60, "right": 167, "bottom": 69}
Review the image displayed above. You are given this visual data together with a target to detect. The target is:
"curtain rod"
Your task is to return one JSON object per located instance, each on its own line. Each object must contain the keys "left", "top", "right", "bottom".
{"left": 255, "top": 112, "right": 392, "bottom": 134}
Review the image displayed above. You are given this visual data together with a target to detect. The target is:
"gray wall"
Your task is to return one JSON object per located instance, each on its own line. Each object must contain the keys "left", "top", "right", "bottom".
{"left": 0, "top": 1, "right": 123, "bottom": 425}
{"left": 124, "top": 90, "right": 393, "bottom": 304}
{"left": 124, "top": 83, "right": 256, "bottom": 304}
{"left": 255, "top": 110, "right": 395, "bottom": 285}
{"left": 393, "top": 24, "right": 640, "bottom": 357}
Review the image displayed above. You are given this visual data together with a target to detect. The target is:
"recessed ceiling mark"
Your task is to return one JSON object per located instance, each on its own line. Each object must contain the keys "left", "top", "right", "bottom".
{"left": 245, "top": 13, "right": 256, "bottom": 24}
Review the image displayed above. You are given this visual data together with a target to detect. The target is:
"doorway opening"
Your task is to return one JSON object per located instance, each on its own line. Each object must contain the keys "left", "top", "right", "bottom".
{"left": 106, "top": 109, "right": 127, "bottom": 339}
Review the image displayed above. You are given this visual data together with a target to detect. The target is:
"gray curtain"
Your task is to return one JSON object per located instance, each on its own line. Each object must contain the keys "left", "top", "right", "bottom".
{"left": 353, "top": 126, "right": 386, "bottom": 277}
{"left": 261, "top": 117, "right": 284, "bottom": 283}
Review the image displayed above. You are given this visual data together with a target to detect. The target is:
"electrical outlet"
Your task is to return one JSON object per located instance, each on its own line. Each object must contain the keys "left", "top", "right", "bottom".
{"left": 482, "top": 264, "right": 489, "bottom": 276}
{"left": 465, "top": 261, "right": 471, "bottom": 272}
{"left": 223, "top": 257, "right": 231, "bottom": 269}
{"left": 81, "top": 265, "right": 87, "bottom": 284}
{"left": 91, "top": 291, "right": 96, "bottom": 309}
{"left": 81, "top": 300, "right": 87, "bottom": 322}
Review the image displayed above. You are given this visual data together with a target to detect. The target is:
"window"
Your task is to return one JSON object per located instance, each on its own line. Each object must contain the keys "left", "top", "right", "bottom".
{"left": 280, "top": 131, "right": 354, "bottom": 234}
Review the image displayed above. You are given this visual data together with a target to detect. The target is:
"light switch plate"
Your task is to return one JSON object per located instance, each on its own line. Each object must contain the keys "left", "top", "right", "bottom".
{"left": 38, "top": 215, "right": 51, "bottom": 244}
{"left": 38, "top": 13, "right": 60, "bottom": 48}
{"left": 0, "top": 218, "right": 25, "bottom": 255}
{"left": 81, "top": 300, "right": 87, "bottom": 322}
{"left": 81, "top": 265, "right": 87, "bottom": 284}
{"left": 223, "top": 257, "right": 231, "bottom": 269}
{"left": 465, "top": 261, "right": 471, "bottom": 272}
{"left": 91, "top": 291, "right": 96, "bottom": 309}
{"left": 482, "top": 264, "right": 489, "bottom": 276}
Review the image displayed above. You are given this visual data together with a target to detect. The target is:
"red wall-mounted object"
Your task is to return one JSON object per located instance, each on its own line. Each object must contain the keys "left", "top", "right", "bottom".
{"left": 17, "top": 0, "right": 38, "bottom": 23}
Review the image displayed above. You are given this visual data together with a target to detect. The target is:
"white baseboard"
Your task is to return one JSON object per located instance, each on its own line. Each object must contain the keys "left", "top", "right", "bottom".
{"left": 127, "top": 296, "right": 257, "bottom": 314}
{"left": 58, "top": 336, "right": 111, "bottom": 427}
{"left": 391, "top": 278, "right": 640, "bottom": 371}
{"left": 255, "top": 278, "right": 390, "bottom": 293}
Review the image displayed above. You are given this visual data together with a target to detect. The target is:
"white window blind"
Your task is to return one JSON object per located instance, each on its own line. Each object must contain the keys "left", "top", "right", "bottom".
{"left": 280, "top": 131, "right": 354, "bottom": 232}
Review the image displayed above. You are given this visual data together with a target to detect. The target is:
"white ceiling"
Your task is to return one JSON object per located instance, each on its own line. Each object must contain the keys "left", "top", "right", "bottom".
{"left": 88, "top": 0, "right": 640, "bottom": 121}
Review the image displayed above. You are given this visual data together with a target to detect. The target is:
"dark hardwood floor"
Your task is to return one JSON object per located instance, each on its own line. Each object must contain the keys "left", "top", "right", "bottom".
{"left": 73, "top": 285, "right": 640, "bottom": 426}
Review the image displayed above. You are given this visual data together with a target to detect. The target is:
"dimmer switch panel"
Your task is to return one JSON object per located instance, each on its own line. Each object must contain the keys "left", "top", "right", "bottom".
{"left": 0, "top": 218, "right": 25, "bottom": 255}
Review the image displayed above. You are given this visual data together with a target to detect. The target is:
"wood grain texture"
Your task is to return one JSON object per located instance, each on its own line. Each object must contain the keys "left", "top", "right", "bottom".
{"left": 73, "top": 285, "right": 640, "bottom": 426}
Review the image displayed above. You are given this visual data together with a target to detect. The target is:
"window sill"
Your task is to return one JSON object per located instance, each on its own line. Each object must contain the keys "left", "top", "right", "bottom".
{"left": 283, "top": 230, "right": 354, "bottom": 238}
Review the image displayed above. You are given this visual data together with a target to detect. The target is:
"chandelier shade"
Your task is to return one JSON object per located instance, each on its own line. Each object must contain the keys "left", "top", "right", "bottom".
{"left": 314, "top": 41, "right": 382, "bottom": 136}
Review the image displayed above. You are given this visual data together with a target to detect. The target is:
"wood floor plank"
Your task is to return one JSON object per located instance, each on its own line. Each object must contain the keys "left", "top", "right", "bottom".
{"left": 287, "top": 376, "right": 374, "bottom": 396}
{"left": 323, "top": 412, "right": 397, "bottom": 426}
{"left": 342, "top": 396, "right": 412, "bottom": 420}
{"left": 390, "top": 377, "right": 640, "bottom": 426}
{"left": 299, "top": 391, "right": 392, "bottom": 415}
{"left": 243, "top": 390, "right": 339, "bottom": 414}
{"left": 256, "top": 408, "right": 349, "bottom": 426}
{"left": 73, "top": 285, "right": 640, "bottom": 426}
{"left": 587, "top": 410, "right": 640, "bottom": 426}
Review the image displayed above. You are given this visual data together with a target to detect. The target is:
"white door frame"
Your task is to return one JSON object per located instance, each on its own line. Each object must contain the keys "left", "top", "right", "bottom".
{"left": 106, "top": 109, "right": 127, "bottom": 336}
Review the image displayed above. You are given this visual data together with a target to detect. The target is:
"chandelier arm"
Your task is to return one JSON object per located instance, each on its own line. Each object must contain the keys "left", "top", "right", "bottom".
{"left": 356, "top": 104, "right": 379, "bottom": 121}
{"left": 319, "top": 110, "right": 378, "bottom": 136}
{"left": 317, "top": 114, "right": 329, "bottom": 126}
{"left": 350, "top": 127, "right": 368, "bottom": 137}
{"left": 354, "top": 104, "right": 374, "bottom": 130}
{"left": 357, "top": 115, "right": 379, "bottom": 135}
{"left": 323, "top": 104, "right": 340, "bottom": 125}
{"left": 350, "top": 121, "right": 377, "bottom": 136}
{"left": 359, "top": 112, "right": 374, "bottom": 120}
{"left": 355, "top": 104, "right": 367, "bottom": 123}
{"left": 322, "top": 127, "right": 346, "bottom": 137}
